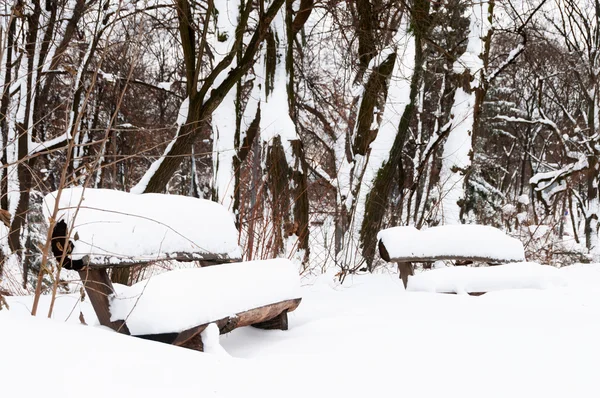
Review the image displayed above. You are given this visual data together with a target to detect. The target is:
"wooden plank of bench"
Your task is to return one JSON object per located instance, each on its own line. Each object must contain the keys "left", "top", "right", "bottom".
{"left": 387, "top": 254, "right": 514, "bottom": 263}
{"left": 240, "top": 299, "right": 300, "bottom": 330}
{"left": 252, "top": 310, "right": 288, "bottom": 330}
{"left": 170, "top": 298, "right": 302, "bottom": 349}
{"left": 51, "top": 218, "right": 241, "bottom": 271}
{"left": 76, "top": 253, "right": 240, "bottom": 269}
{"left": 78, "top": 268, "right": 130, "bottom": 335}
{"left": 378, "top": 240, "right": 515, "bottom": 264}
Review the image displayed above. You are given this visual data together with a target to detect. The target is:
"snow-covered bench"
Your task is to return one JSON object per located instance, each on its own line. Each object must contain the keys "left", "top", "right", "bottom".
{"left": 43, "top": 188, "right": 301, "bottom": 350}
{"left": 377, "top": 225, "right": 526, "bottom": 290}
{"left": 110, "top": 259, "right": 302, "bottom": 350}
{"left": 44, "top": 188, "right": 244, "bottom": 270}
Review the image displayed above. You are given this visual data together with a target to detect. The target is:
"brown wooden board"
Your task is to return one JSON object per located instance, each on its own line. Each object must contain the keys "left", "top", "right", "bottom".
{"left": 386, "top": 253, "right": 519, "bottom": 264}
{"left": 78, "top": 252, "right": 240, "bottom": 269}
{"left": 78, "top": 268, "right": 130, "bottom": 334}
{"left": 252, "top": 310, "right": 289, "bottom": 330}
{"left": 170, "top": 298, "right": 302, "bottom": 349}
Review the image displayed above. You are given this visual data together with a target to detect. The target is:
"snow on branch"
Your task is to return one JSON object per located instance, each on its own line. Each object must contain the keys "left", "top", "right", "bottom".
{"left": 493, "top": 115, "right": 560, "bottom": 133}
{"left": 28, "top": 132, "right": 71, "bottom": 156}
{"left": 487, "top": 43, "right": 525, "bottom": 83}
{"left": 529, "top": 152, "right": 589, "bottom": 193}
{"left": 130, "top": 97, "right": 189, "bottom": 194}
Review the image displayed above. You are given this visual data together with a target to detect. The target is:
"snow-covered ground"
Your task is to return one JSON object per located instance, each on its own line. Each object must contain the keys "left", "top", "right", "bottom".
{"left": 3, "top": 263, "right": 600, "bottom": 397}
{"left": 408, "top": 262, "right": 567, "bottom": 293}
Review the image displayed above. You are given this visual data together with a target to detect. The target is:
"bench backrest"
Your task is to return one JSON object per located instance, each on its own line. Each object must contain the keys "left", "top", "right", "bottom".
{"left": 44, "top": 188, "right": 243, "bottom": 270}
{"left": 378, "top": 224, "right": 525, "bottom": 264}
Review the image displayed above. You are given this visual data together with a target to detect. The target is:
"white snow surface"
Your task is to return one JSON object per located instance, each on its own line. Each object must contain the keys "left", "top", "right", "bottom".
{"left": 408, "top": 262, "right": 566, "bottom": 293}
{"left": 377, "top": 224, "right": 525, "bottom": 261}
{"left": 157, "top": 81, "right": 173, "bottom": 91}
{"left": 109, "top": 258, "right": 302, "bottom": 335}
{"left": 42, "top": 188, "right": 242, "bottom": 265}
{"left": 4, "top": 263, "right": 600, "bottom": 397}
{"left": 201, "top": 323, "right": 231, "bottom": 357}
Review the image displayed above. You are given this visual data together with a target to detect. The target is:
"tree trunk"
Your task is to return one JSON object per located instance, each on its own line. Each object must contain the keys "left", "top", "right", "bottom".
{"left": 360, "top": 0, "right": 431, "bottom": 269}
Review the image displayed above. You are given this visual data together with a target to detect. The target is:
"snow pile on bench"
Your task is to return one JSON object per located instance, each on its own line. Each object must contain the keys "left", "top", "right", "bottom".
{"left": 43, "top": 188, "right": 242, "bottom": 266}
{"left": 109, "top": 258, "right": 301, "bottom": 335}
{"left": 378, "top": 225, "right": 525, "bottom": 262}
{"left": 407, "top": 262, "right": 567, "bottom": 294}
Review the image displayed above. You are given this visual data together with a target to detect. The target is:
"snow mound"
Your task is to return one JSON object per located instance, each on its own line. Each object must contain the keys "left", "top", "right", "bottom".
{"left": 201, "top": 323, "right": 231, "bottom": 357}
{"left": 42, "top": 188, "right": 242, "bottom": 266}
{"left": 0, "top": 311, "right": 256, "bottom": 397}
{"left": 109, "top": 258, "right": 302, "bottom": 335}
{"left": 377, "top": 224, "right": 525, "bottom": 262}
{"left": 407, "top": 262, "right": 567, "bottom": 294}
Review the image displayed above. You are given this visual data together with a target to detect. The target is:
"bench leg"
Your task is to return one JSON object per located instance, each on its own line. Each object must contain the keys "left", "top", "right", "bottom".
{"left": 397, "top": 262, "right": 414, "bottom": 289}
{"left": 78, "top": 268, "right": 130, "bottom": 334}
{"left": 251, "top": 310, "right": 288, "bottom": 331}
{"left": 179, "top": 333, "right": 204, "bottom": 351}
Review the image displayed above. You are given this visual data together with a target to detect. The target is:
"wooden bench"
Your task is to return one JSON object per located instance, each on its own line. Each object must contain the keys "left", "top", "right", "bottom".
{"left": 377, "top": 225, "right": 526, "bottom": 291}
{"left": 104, "top": 259, "right": 302, "bottom": 350}
{"left": 43, "top": 188, "right": 301, "bottom": 351}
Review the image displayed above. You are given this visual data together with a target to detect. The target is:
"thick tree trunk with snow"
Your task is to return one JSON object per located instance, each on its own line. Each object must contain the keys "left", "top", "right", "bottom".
{"left": 438, "top": 0, "right": 492, "bottom": 225}
{"left": 333, "top": 2, "right": 409, "bottom": 271}
{"left": 358, "top": 0, "right": 430, "bottom": 269}
{"left": 8, "top": 2, "right": 42, "bottom": 273}
{"left": 253, "top": 2, "right": 309, "bottom": 262}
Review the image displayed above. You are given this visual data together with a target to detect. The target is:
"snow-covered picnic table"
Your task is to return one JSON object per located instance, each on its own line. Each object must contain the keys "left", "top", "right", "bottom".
{"left": 378, "top": 225, "right": 526, "bottom": 289}
{"left": 42, "top": 188, "right": 302, "bottom": 351}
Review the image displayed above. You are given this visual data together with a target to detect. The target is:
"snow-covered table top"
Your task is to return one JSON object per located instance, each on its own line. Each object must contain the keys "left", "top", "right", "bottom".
{"left": 377, "top": 224, "right": 525, "bottom": 263}
{"left": 110, "top": 258, "right": 302, "bottom": 335}
{"left": 407, "top": 262, "right": 567, "bottom": 294}
{"left": 43, "top": 188, "right": 242, "bottom": 267}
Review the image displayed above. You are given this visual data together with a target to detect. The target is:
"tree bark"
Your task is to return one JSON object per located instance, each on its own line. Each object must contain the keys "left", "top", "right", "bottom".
{"left": 140, "top": 0, "right": 286, "bottom": 194}
{"left": 360, "top": 0, "right": 430, "bottom": 269}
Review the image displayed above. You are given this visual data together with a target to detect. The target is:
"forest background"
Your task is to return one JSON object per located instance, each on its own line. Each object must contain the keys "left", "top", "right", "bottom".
{"left": 0, "top": 0, "right": 597, "bottom": 294}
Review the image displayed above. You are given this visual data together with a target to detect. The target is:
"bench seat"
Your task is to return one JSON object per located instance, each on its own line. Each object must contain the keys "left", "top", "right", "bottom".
{"left": 109, "top": 258, "right": 302, "bottom": 334}
{"left": 407, "top": 262, "right": 566, "bottom": 295}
